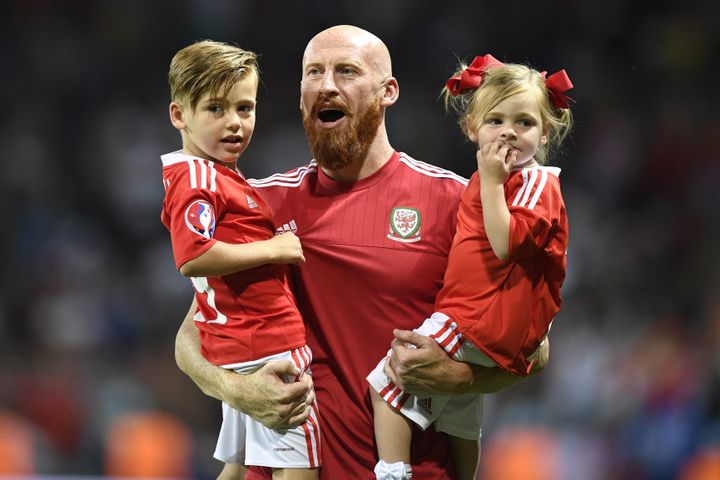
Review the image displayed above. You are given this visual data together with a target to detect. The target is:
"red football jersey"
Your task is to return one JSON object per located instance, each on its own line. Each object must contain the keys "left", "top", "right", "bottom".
{"left": 160, "top": 151, "right": 305, "bottom": 366}
{"left": 436, "top": 166, "right": 568, "bottom": 375}
{"left": 246, "top": 151, "right": 467, "bottom": 480}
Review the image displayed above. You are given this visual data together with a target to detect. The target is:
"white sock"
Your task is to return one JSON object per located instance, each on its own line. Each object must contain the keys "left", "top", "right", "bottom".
{"left": 374, "top": 460, "right": 413, "bottom": 480}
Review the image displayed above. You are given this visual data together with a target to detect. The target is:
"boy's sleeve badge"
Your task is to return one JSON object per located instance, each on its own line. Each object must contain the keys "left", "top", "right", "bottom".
{"left": 184, "top": 200, "right": 216, "bottom": 239}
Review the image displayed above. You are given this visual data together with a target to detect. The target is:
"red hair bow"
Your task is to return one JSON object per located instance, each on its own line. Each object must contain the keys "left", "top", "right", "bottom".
{"left": 542, "top": 69, "right": 574, "bottom": 109}
{"left": 446, "top": 54, "right": 505, "bottom": 96}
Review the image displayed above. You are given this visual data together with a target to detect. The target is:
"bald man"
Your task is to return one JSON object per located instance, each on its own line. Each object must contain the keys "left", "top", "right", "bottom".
{"left": 175, "top": 25, "right": 545, "bottom": 479}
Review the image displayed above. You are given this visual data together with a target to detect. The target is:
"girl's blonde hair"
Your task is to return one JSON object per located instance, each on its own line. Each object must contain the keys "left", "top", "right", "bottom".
{"left": 169, "top": 40, "right": 259, "bottom": 110}
{"left": 443, "top": 61, "right": 573, "bottom": 165}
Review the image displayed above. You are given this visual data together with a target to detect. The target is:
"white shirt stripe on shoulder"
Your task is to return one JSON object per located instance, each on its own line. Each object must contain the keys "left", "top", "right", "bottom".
{"left": 512, "top": 166, "right": 558, "bottom": 209}
{"left": 187, "top": 159, "right": 197, "bottom": 189}
{"left": 163, "top": 152, "right": 220, "bottom": 192}
{"left": 528, "top": 169, "right": 548, "bottom": 209}
{"left": 249, "top": 162, "right": 317, "bottom": 189}
{"left": 398, "top": 153, "right": 468, "bottom": 185}
{"left": 200, "top": 160, "right": 208, "bottom": 189}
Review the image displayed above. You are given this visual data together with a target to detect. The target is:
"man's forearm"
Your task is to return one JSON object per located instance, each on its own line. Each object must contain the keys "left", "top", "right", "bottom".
{"left": 175, "top": 300, "right": 232, "bottom": 401}
{"left": 463, "top": 338, "right": 549, "bottom": 394}
{"left": 387, "top": 329, "right": 549, "bottom": 396}
{"left": 174, "top": 298, "right": 313, "bottom": 429}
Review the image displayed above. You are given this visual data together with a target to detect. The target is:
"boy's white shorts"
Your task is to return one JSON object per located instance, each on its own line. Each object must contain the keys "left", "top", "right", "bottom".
{"left": 213, "top": 345, "right": 322, "bottom": 468}
{"left": 367, "top": 313, "right": 493, "bottom": 440}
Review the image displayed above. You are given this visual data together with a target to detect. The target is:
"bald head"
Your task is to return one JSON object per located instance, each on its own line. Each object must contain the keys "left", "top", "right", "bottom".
{"left": 303, "top": 25, "right": 392, "bottom": 78}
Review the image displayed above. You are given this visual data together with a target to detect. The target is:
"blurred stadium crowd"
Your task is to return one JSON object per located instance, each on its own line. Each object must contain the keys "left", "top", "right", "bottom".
{"left": 1, "top": 1, "right": 719, "bottom": 478}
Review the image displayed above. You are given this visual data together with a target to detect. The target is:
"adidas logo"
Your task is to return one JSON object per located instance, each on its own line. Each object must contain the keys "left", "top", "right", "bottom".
{"left": 276, "top": 220, "right": 298, "bottom": 234}
{"left": 417, "top": 398, "right": 432, "bottom": 416}
{"left": 246, "top": 194, "right": 258, "bottom": 209}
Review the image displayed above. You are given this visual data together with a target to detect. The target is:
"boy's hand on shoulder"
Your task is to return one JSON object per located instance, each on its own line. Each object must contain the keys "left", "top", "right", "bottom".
{"left": 266, "top": 232, "right": 306, "bottom": 265}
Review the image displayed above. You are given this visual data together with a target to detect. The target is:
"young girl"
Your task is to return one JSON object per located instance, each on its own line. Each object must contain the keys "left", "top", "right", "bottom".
{"left": 367, "top": 54, "right": 574, "bottom": 480}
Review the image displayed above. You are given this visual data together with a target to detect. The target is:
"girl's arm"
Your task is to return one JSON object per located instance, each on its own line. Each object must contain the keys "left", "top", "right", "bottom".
{"left": 477, "top": 141, "right": 515, "bottom": 260}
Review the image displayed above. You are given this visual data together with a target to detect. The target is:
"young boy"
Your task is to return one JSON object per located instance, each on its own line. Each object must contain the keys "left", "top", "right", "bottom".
{"left": 160, "top": 40, "right": 320, "bottom": 479}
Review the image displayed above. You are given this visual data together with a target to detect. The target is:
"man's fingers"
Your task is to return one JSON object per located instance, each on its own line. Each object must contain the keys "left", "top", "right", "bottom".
{"left": 264, "top": 359, "right": 300, "bottom": 377}
{"left": 383, "top": 356, "right": 403, "bottom": 389}
{"left": 393, "top": 328, "right": 432, "bottom": 347}
{"left": 287, "top": 404, "right": 313, "bottom": 428}
{"left": 392, "top": 328, "right": 422, "bottom": 346}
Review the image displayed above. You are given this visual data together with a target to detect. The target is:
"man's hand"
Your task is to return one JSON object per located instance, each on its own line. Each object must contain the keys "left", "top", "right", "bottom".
{"left": 175, "top": 302, "right": 313, "bottom": 430}
{"left": 384, "top": 329, "right": 551, "bottom": 396}
{"left": 384, "top": 329, "right": 473, "bottom": 395}
{"left": 219, "top": 360, "right": 314, "bottom": 430}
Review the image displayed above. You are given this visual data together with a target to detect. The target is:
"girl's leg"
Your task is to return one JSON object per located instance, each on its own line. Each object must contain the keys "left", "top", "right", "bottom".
{"left": 371, "top": 388, "right": 413, "bottom": 479}
{"left": 371, "top": 388, "right": 412, "bottom": 464}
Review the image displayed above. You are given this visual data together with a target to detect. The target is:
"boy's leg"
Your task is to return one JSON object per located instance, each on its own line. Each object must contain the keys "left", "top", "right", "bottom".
{"left": 271, "top": 467, "right": 319, "bottom": 479}
{"left": 370, "top": 389, "right": 413, "bottom": 480}
{"left": 217, "top": 463, "right": 246, "bottom": 480}
{"left": 448, "top": 436, "right": 480, "bottom": 480}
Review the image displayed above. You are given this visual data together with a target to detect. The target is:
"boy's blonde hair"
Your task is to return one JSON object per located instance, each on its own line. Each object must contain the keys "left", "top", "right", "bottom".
{"left": 169, "top": 40, "right": 258, "bottom": 110}
{"left": 443, "top": 61, "right": 573, "bottom": 165}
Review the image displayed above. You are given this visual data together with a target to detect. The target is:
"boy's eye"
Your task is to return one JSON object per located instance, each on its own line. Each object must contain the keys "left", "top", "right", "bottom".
{"left": 208, "top": 104, "right": 224, "bottom": 114}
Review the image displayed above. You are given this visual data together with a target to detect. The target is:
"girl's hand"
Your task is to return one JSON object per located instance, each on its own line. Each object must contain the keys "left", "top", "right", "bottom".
{"left": 477, "top": 140, "right": 517, "bottom": 185}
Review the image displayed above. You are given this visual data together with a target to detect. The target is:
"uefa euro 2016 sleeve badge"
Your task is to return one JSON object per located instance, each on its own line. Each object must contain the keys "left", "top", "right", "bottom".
{"left": 387, "top": 207, "right": 421, "bottom": 243}
{"left": 185, "top": 199, "right": 216, "bottom": 239}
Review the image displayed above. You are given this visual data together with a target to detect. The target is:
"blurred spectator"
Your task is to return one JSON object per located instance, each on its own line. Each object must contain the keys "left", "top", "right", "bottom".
{"left": 1, "top": 0, "right": 717, "bottom": 477}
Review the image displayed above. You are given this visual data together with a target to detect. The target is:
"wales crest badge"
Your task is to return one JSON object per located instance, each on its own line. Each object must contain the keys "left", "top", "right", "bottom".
{"left": 387, "top": 207, "right": 421, "bottom": 243}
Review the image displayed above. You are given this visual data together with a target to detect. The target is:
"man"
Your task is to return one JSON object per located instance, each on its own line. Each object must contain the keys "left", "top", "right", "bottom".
{"left": 175, "top": 25, "right": 547, "bottom": 479}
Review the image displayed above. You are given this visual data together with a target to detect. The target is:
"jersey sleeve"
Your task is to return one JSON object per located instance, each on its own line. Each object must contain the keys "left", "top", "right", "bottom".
{"left": 507, "top": 170, "right": 565, "bottom": 260}
{"left": 161, "top": 165, "right": 224, "bottom": 270}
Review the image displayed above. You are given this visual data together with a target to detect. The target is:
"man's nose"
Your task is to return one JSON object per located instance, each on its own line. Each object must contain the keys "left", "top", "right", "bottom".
{"left": 318, "top": 71, "right": 339, "bottom": 95}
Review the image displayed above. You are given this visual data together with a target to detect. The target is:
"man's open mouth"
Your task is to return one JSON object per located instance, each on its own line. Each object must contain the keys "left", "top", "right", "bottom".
{"left": 318, "top": 109, "right": 345, "bottom": 123}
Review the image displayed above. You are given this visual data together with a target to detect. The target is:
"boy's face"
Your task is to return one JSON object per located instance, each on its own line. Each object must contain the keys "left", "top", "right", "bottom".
{"left": 170, "top": 73, "right": 258, "bottom": 167}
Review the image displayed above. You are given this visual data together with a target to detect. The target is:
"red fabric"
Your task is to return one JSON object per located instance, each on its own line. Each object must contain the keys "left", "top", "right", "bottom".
{"left": 246, "top": 152, "right": 467, "bottom": 479}
{"left": 436, "top": 167, "right": 568, "bottom": 375}
{"left": 446, "top": 54, "right": 505, "bottom": 96}
{"left": 541, "top": 69, "right": 574, "bottom": 109}
{"left": 161, "top": 152, "right": 305, "bottom": 365}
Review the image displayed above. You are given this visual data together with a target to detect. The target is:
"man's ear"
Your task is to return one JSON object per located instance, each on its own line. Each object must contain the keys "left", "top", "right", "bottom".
{"left": 169, "top": 102, "right": 186, "bottom": 130}
{"left": 379, "top": 77, "right": 399, "bottom": 107}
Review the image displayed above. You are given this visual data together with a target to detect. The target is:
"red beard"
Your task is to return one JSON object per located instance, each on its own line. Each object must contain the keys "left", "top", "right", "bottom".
{"left": 303, "top": 95, "right": 383, "bottom": 171}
